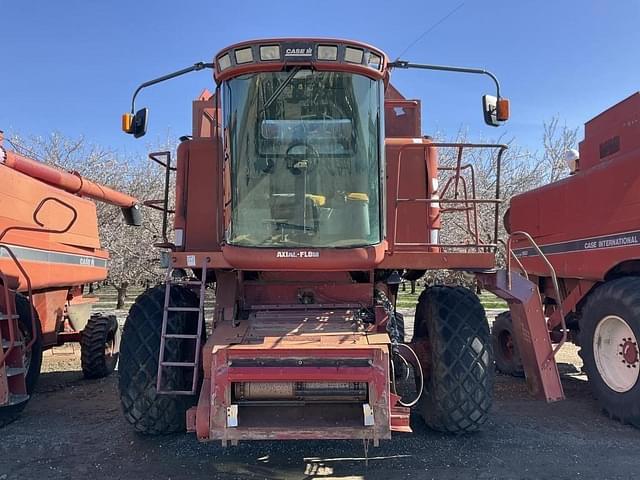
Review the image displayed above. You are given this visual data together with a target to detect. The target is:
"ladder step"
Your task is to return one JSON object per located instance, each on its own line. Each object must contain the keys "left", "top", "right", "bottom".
{"left": 156, "top": 389, "right": 196, "bottom": 396}
{"left": 163, "top": 334, "right": 199, "bottom": 339}
{"left": 160, "top": 361, "right": 197, "bottom": 367}
{"left": 173, "top": 280, "right": 203, "bottom": 286}
{"left": 1, "top": 339, "right": 24, "bottom": 349}
{"left": 5, "top": 367, "right": 26, "bottom": 377}
{"left": 5, "top": 394, "right": 29, "bottom": 406}
{"left": 166, "top": 307, "right": 201, "bottom": 312}
{"left": 0, "top": 314, "right": 20, "bottom": 321}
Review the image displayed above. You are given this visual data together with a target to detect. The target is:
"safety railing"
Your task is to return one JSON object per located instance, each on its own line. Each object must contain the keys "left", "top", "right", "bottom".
{"left": 393, "top": 142, "right": 508, "bottom": 252}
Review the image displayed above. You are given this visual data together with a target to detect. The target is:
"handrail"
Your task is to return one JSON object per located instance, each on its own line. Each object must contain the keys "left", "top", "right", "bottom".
{"left": 0, "top": 269, "right": 17, "bottom": 366}
{"left": 0, "top": 197, "right": 78, "bottom": 243}
{"left": 148, "top": 151, "right": 174, "bottom": 244}
{"left": 507, "top": 231, "right": 567, "bottom": 364}
{"left": 498, "top": 238, "right": 528, "bottom": 281}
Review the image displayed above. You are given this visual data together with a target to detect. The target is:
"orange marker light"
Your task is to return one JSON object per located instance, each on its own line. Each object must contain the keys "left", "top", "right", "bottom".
{"left": 122, "top": 113, "right": 133, "bottom": 133}
{"left": 497, "top": 98, "right": 510, "bottom": 122}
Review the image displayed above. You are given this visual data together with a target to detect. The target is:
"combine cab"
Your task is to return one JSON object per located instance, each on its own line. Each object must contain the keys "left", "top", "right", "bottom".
{"left": 118, "top": 38, "right": 563, "bottom": 446}
{"left": 0, "top": 135, "right": 140, "bottom": 425}
{"left": 495, "top": 93, "right": 640, "bottom": 426}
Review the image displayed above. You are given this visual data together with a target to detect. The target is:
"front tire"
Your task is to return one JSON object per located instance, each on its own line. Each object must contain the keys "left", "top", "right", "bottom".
{"left": 491, "top": 312, "right": 524, "bottom": 377}
{"left": 118, "top": 285, "right": 201, "bottom": 435}
{"left": 580, "top": 277, "right": 640, "bottom": 426}
{"left": 413, "top": 286, "right": 493, "bottom": 433}
{"left": 81, "top": 314, "right": 119, "bottom": 379}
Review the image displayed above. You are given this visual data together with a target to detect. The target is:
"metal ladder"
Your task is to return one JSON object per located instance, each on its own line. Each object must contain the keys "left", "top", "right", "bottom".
{"left": 156, "top": 261, "right": 207, "bottom": 395}
{"left": 0, "top": 306, "right": 29, "bottom": 407}
{"left": 0, "top": 247, "right": 35, "bottom": 408}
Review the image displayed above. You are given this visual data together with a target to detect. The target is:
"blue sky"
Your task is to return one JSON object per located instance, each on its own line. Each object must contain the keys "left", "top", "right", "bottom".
{"left": 1, "top": 1, "right": 639, "bottom": 157}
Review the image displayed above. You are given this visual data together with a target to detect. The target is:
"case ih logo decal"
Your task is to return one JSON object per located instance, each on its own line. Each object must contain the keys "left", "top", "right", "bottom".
{"left": 283, "top": 43, "right": 313, "bottom": 58}
{"left": 276, "top": 251, "right": 320, "bottom": 258}
{"left": 284, "top": 47, "right": 312, "bottom": 57}
{"left": 513, "top": 230, "right": 640, "bottom": 258}
{"left": 79, "top": 256, "right": 96, "bottom": 266}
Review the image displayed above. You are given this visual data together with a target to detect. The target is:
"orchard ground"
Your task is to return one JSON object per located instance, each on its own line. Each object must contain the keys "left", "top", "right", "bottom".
{"left": 1, "top": 287, "right": 639, "bottom": 480}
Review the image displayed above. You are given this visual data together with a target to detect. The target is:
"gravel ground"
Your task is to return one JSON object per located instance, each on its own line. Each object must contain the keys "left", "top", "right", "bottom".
{"left": 2, "top": 310, "right": 640, "bottom": 479}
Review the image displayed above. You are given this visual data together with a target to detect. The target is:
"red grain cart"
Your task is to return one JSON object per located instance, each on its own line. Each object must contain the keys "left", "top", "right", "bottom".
{"left": 117, "top": 38, "right": 564, "bottom": 447}
{"left": 493, "top": 92, "right": 640, "bottom": 426}
{"left": 0, "top": 135, "right": 140, "bottom": 425}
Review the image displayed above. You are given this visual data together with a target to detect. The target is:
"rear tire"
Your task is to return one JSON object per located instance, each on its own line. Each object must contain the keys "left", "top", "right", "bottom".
{"left": 118, "top": 285, "right": 201, "bottom": 435}
{"left": 413, "top": 286, "right": 493, "bottom": 433}
{"left": 0, "top": 294, "right": 43, "bottom": 427}
{"left": 81, "top": 314, "right": 119, "bottom": 379}
{"left": 579, "top": 277, "right": 640, "bottom": 426}
{"left": 491, "top": 312, "right": 524, "bottom": 377}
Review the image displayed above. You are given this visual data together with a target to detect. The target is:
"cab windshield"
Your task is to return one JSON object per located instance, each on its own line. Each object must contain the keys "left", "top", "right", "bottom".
{"left": 223, "top": 69, "right": 382, "bottom": 248}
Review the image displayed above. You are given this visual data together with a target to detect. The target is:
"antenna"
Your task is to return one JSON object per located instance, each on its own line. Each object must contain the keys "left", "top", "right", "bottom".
{"left": 394, "top": 2, "right": 465, "bottom": 61}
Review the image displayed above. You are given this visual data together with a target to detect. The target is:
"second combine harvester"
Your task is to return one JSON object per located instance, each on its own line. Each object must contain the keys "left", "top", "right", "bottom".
{"left": 118, "top": 38, "right": 563, "bottom": 445}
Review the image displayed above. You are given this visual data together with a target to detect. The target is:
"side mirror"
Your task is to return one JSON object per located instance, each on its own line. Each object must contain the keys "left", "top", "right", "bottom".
{"left": 121, "top": 108, "right": 149, "bottom": 138}
{"left": 482, "top": 95, "right": 510, "bottom": 127}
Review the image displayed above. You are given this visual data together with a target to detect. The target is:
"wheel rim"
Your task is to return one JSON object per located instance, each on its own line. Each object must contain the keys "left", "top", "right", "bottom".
{"left": 17, "top": 322, "right": 33, "bottom": 373}
{"left": 498, "top": 330, "right": 514, "bottom": 361}
{"left": 105, "top": 328, "right": 118, "bottom": 362}
{"left": 593, "top": 315, "right": 639, "bottom": 393}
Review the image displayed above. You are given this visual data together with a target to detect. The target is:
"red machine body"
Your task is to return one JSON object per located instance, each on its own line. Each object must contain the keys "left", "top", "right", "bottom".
{"left": 118, "top": 38, "right": 565, "bottom": 446}
{"left": 510, "top": 92, "right": 640, "bottom": 283}
{"left": 501, "top": 93, "right": 640, "bottom": 426}
{"left": 0, "top": 136, "right": 139, "bottom": 417}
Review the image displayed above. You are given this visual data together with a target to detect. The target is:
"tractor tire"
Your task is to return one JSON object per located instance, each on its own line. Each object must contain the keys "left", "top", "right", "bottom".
{"left": 81, "top": 314, "right": 119, "bottom": 379}
{"left": 579, "top": 277, "right": 640, "bottom": 427}
{"left": 413, "top": 286, "right": 493, "bottom": 433}
{"left": 118, "top": 285, "right": 201, "bottom": 435}
{"left": 0, "top": 294, "right": 43, "bottom": 427}
{"left": 491, "top": 312, "right": 524, "bottom": 377}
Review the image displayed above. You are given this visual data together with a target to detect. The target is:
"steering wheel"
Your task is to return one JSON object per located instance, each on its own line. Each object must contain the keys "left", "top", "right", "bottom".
{"left": 285, "top": 142, "right": 319, "bottom": 175}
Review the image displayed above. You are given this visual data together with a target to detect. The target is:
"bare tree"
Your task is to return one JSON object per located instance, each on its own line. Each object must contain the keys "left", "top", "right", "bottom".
{"left": 427, "top": 116, "right": 577, "bottom": 286}
{"left": 542, "top": 116, "right": 579, "bottom": 182}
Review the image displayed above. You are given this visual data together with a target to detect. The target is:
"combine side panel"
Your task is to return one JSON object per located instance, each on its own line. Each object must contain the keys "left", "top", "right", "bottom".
{"left": 479, "top": 270, "right": 564, "bottom": 402}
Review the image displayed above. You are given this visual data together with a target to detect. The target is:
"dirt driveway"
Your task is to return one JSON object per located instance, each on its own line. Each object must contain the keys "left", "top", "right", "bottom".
{"left": 2, "top": 342, "right": 640, "bottom": 480}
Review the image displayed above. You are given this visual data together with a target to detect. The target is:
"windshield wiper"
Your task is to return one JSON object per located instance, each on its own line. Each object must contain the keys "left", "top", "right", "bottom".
{"left": 261, "top": 67, "right": 301, "bottom": 113}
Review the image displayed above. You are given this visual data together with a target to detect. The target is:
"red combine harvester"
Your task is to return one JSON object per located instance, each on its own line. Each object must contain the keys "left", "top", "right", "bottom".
{"left": 0, "top": 134, "right": 141, "bottom": 425}
{"left": 494, "top": 92, "right": 640, "bottom": 426}
{"left": 118, "top": 38, "right": 564, "bottom": 446}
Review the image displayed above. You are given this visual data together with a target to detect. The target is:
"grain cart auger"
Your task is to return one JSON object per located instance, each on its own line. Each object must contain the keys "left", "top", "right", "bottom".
{"left": 118, "top": 38, "right": 563, "bottom": 446}
{"left": 0, "top": 133, "right": 141, "bottom": 426}
{"left": 492, "top": 92, "right": 640, "bottom": 427}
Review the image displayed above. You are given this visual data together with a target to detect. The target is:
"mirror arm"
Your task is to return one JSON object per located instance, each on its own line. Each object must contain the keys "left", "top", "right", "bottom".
{"left": 389, "top": 60, "right": 501, "bottom": 99}
{"left": 130, "top": 61, "right": 215, "bottom": 113}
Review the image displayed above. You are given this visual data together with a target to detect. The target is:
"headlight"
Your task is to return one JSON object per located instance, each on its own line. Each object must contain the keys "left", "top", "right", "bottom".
{"left": 218, "top": 53, "right": 232, "bottom": 71}
{"left": 368, "top": 52, "right": 382, "bottom": 69}
{"left": 234, "top": 47, "right": 253, "bottom": 64}
{"left": 317, "top": 45, "right": 338, "bottom": 61}
{"left": 344, "top": 47, "right": 364, "bottom": 64}
{"left": 260, "top": 45, "right": 280, "bottom": 61}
